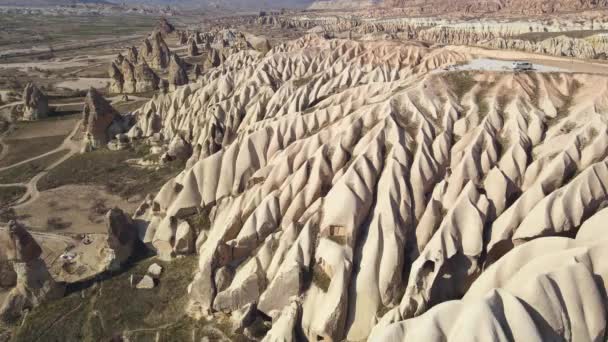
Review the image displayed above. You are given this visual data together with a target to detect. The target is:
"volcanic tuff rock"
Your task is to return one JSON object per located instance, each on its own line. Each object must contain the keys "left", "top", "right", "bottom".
{"left": 121, "top": 59, "right": 137, "bottom": 93}
{"left": 140, "top": 31, "right": 171, "bottom": 69}
{"left": 22, "top": 83, "right": 49, "bottom": 121}
{"left": 126, "top": 32, "right": 608, "bottom": 341}
{"left": 108, "top": 62, "right": 124, "bottom": 94}
{"left": 189, "top": 38, "right": 200, "bottom": 57}
{"left": 168, "top": 54, "right": 189, "bottom": 91}
{"left": 127, "top": 45, "right": 139, "bottom": 64}
{"left": 156, "top": 17, "right": 175, "bottom": 36}
{"left": 82, "top": 87, "right": 119, "bottom": 149}
{"left": 379, "top": 0, "right": 608, "bottom": 14}
{"left": 0, "top": 221, "right": 64, "bottom": 323}
{"left": 104, "top": 208, "right": 137, "bottom": 271}
{"left": 134, "top": 61, "right": 160, "bottom": 93}
{"left": 255, "top": 16, "right": 608, "bottom": 59}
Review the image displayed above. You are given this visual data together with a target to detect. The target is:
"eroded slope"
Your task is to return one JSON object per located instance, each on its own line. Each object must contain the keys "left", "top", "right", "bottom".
{"left": 131, "top": 34, "right": 608, "bottom": 341}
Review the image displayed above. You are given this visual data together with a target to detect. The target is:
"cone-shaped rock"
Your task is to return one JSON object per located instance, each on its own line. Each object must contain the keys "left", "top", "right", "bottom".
{"left": 121, "top": 59, "right": 136, "bottom": 94}
{"left": 108, "top": 62, "right": 124, "bottom": 94}
{"left": 135, "top": 61, "right": 160, "bottom": 92}
{"left": 82, "top": 87, "right": 119, "bottom": 148}
{"left": 188, "top": 38, "right": 199, "bottom": 57}
{"left": 22, "top": 83, "right": 49, "bottom": 121}
{"left": 168, "top": 54, "right": 189, "bottom": 91}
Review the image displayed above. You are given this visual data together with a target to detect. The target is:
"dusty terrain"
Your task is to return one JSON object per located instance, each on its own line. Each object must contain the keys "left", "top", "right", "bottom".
{"left": 2, "top": 4, "right": 608, "bottom": 342}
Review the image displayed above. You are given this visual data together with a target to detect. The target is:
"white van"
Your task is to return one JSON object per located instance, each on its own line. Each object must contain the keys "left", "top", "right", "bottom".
{"left": 512, "top": 61, "right": 533, "bottom": 71}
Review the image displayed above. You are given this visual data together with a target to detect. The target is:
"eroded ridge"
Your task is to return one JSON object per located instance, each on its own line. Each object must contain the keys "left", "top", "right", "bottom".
{"left": 131, "top": 34, "right": 608, "bottom": 341}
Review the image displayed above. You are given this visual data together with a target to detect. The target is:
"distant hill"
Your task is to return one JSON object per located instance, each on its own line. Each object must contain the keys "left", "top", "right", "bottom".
{"left": 383, "top": 0, "right": 608, "bottom": 14}
{"left": 0, "top": 0, "right": 313, "bottom": 9}
{"left": 311, "top": 0, "right": 608, "bottom": 14}
{"left": 0, "top": 0, "right": 110, "bottom": 5}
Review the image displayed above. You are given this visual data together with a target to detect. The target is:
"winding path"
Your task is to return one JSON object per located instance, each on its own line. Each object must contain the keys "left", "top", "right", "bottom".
{"left": 0, "top": 119, "right": 82, "bottom": 209}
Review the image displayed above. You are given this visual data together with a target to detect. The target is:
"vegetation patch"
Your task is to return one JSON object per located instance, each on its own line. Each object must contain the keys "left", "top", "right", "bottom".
{"left": 444, "top": 71, "right": 476, "bottom": 104}
{"left": 10, "top": 256, "right": 250, "bottom": 342}
{"left": 38, "top": 145, "right": 184, "bottom": 199}
{"left": 0, "top": 186, "right": 26, "bottom": 208}
{"left": 0, "top": 135, "right": 67, "bottom": 168}
{"left": 312, "top": 263, "right": 331, "bottom": 293}
{"left": 0, "top": 150, "right": 68, "bottom": 184}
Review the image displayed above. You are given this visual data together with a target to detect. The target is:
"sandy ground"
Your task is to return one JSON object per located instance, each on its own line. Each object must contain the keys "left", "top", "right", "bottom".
{"left": 15, "top": 184, "right": 139, "bottom": 234}
{"left": 0, "top": 226, "right": 109, "bottom": 287}
{"left": 447, "top": 45, "right": 608, "bottom": 75}
{"left": 450, "top": 58, "right": 567, "bottom": 73}
{"left": 56, "top": 78, "right": 111, "bottom": 91}
{"left": 5, "top": 116, "right": 79, "bottom": 140}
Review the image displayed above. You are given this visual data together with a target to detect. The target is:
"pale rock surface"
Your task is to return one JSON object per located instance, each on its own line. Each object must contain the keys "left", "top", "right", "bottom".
{"left": 148, "top": 263, "right": 163, "bottom": 279}
{"left": 134, "top": 61, "right": 160, "bottom": 93}
{"left": 103, "top": 208, "right": 137, "bottom": 271}
{"left": 22, "top": 83, "right": 49, "bottom": 120}
{"left": 82, "top": 87, "right": 119, "bottom": 149}
{"left": 0, "top": 221, "right": 64, "bottom": 322}
{"left": 136, "top": 275, "right": 155, "bottom": 289}
{"left": 168, "top": 54, "right": 189, "bottom": 91}
{"left": 125, "top": 34, "right": 608, "bottom": 341}
{"left": 140, "top": 31, "right": 171, "bottom": 69}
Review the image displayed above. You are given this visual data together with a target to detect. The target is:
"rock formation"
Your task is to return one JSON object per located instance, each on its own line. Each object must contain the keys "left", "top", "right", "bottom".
{"left": 168, "top": 54, "right": 189, "bottom": 91}
{"left": 127, "top": 46, "right": 139, "bottom": 64}
{"left": 188, "top": 38, "right": 199, "bottom": 57}
{"left": 22, "top": 83, "right": 49, "bottom": 121}
{"left": 206, "top": 48, "right": 224, "bottom": 68}
{"left": 254, "top": 15, "right": 608, "bottom": 60}
{"left": 0, "top": 221, "right": 64, "bottom": 323}
{"left": 134, "top": 61, "right": 160, "bottom": 93}
{"left": 82, "top": 87, "right": 119, "bottom": 150}
{"left": 103, "top": 208, "right": 137, "bottom": 271}
{"left": 125, "top": 34, "right": 608, "bottom": 340}
{"left": 108, "top": 62, "right": 124, "bottom": 94}
{"left": 140, "top": 31, "right": 171, "bottom": 69}
{"left": 122, "top": 59, "right": 137, "bottom": 94}
{"left": 193, "top": 64, "right": 203, "bottom": 79}
{"left": 156, "top": 17, "right": 175, "bottom": 36}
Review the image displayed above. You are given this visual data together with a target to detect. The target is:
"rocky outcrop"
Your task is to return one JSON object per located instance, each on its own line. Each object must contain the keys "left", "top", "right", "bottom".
{"left": 140, "top": 31, "right": 171, "bottom": 69}
{"left": 193, "top": 64, "right": 203, "bottom": 79}
{"left": 168, "top": 54, "right": 189, "bottom": 91}
{"left": 104, "top": 208, "right": 137, "bottom": 271}
{"left": 0, "top": 221, "right": 64, "bottom": 323}
{"left": 121, "top": 59, "right": 137, "bottom": 94}
{"left": 108, "top": 62, "right": 124, "bottom": 94}
{"left": 156, "top": 17, "right": 175, "bottom": 36}
{"left": 82, "top": 87, "right": 119, "bottom": 149}
{"left": 188, "top": 38, "right": 199, "bottom": 57}
{"left": 381, "top": 0, "right": 608, "bottom": 15}
{"left": 254, "top": 15, "right": 608, "bottom": 60}
{"left": 108, "top": 57, "right": 162, "bottom": 94}
{"left": 127, "top": 46, "right": 139, "bottom": 64}
{"left": 22, "top": 83, "right": 49, "bottom": 121}
{"left": 127, "top": 34, "right": 608, "bottom": 341}
{"left": 481, "top": 34, "right": 608, "bottom": 59}
{"left": 206, "top": 48, "right": 224, "bottom": 68}
{"left": 134, "top": 61, "right": 160, "bottom": 93}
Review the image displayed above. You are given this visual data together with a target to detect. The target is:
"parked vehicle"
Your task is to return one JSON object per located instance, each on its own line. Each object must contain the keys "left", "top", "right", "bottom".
{"left": 512, "top": 61, "right": 534, "bottom": 71}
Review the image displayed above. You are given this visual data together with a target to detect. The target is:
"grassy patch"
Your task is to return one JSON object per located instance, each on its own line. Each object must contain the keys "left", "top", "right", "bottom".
{"left": 185, "top": 209, "right": 212, "bottom": 235}
{"left": 0, "top": 150, "right": 68, "bottom": 184}
{"left": 38, "top": 146, "right": 184, "bottom": 199}
{"left": 444, "top": 71, "right": 476, "bottom": 104}
{"left": 0, "top": 186, "right": 26, "bottom": 208}
{"left": 11, "top": 256, "right": 245, "bottom": 342}
{"left": 113, "top": 100, "right": 150, "bottom": 114}
{"left": 312, "top": 263, "right": 331, "bottom": 293}
{"left": 0, "top": 135, "right": 67, "bottom": 168}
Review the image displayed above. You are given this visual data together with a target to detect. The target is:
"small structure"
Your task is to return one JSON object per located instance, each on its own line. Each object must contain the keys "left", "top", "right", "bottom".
{"left": 512, "top": 61, "right": 533, "bottom": 72}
